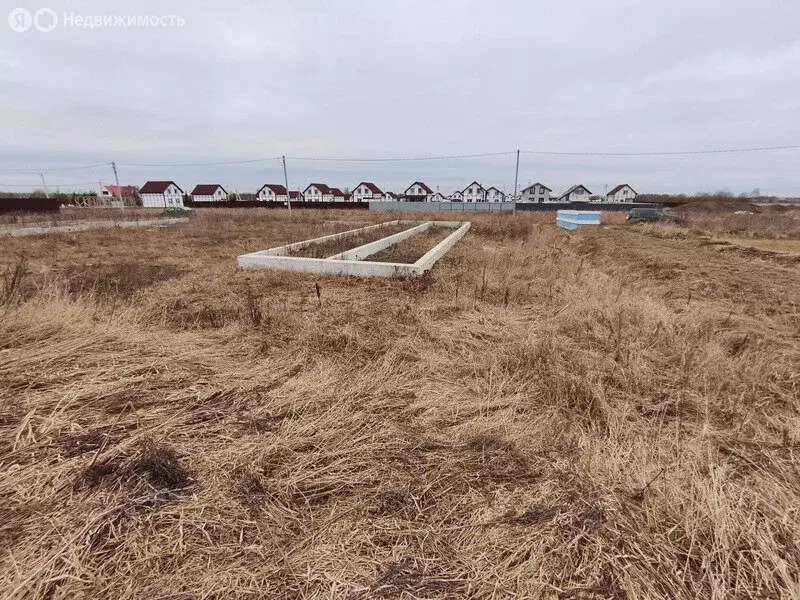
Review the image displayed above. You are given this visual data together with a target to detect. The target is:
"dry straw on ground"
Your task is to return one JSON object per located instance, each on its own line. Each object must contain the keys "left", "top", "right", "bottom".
{"left": 1, "top": 208, "right": 798, "bottom": 599}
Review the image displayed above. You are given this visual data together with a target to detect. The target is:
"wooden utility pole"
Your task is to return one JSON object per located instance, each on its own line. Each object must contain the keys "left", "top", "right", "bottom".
{"left": 111, "top": 161, "right": 124, "bottom": 210}
{"left": 282, "top": 155, "right": 292, "bottom": 213}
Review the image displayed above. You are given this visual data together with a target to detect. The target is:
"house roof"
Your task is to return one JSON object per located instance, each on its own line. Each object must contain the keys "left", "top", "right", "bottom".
{"left": 257, "top": 184, "right": 288, "bottom": 195}
{"left": 449, "top": 190, "right": 463, "bottom": 196}
{"left": 289, "top": 191, "right": 301, "bottom": 199}
{"left": 102, "top": 185, "right": 137, "bottom": 196}
{"left": 607, "top": 184, "right": 637, "bottom": 196}
{"left": 304, "top": 183, "right": 332, "bottom": 194}
{"left": 521, "top": 182, "right": 551, "bottom": 193}
{"left": 404, "top": 181, "right": 433, "bottom": 195}
{"left": 191, "top": 184, "right": 226, "bottom": 196}
{"left": 559, "top": 184, "right": 592, "bottom": 199}
{"left": 356, "top": 182, "right": 383, "bottom": 194}
{"left": 485, "top": 187, "right": 503, "bottom": 194}
{"left": 462, "top": 181, "right": 485, "bottom": 194}
{"left": 329, "top": 187, "right": 345, "bottom": 197}
{"left": 140, "top": 181, "right": 183, "bottom": 194}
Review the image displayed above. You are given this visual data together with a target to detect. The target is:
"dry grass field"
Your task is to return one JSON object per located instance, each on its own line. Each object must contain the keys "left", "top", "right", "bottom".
{"left": 1, "top": 207, "right": 799, "bottom": 599}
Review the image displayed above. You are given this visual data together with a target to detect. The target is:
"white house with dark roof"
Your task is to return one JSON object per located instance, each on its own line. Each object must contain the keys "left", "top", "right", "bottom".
{"left": 139, "top": 181, "right": 184, "bottom": 208}
{"left": 448, "top": 190, "right": 464, "bottom": 202}
{"left": 329, "top": 187, "right": 346, "bottom": 201}
{"left": 558, "top": 184, "right": 592, "bottom": 203}
{"left": 429, "top": 191, "right": 446, "bottom": 202}
{"left": 485, "top": 187, "right": 505, "bottom": 203}
{"left": 462, "top": 181, "right": 486, "bottom": 203}
{"left": 520, "top": 183, "right": 552, "bottom": 203}
{"left": 191, "top": 184, "right": 227, "bottom": 203}
{"left": 303, "top": 183, "right": 334, "bottom": 202}
{"left": 404, "top": 181, "right": 433, "bottom": 202}
{"left": 256, "top": 184, "right": 289, "bottom": 202}
{"left": 606, "top": 184, "right": 637, "bottom": 202}
{"left": 352, "top": 182, "right": 384, "bottom": 202}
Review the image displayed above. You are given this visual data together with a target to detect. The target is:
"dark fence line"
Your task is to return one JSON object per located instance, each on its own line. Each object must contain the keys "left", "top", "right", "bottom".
{"left": 515, "top": 201, "right": 661, "bottom": 212}
{"left": 0, "top": 196, "right": 61, "bottom": 214}
{"left": 184, "top": 199, "right": 661, "bottom": 212}
{"left": 184, "top": 199, "right": 369, "bottom": 210}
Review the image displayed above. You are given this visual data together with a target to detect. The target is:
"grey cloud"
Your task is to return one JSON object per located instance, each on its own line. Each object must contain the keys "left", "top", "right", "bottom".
{"left": 1, "top": 0, "right": 799, "bottom": 196}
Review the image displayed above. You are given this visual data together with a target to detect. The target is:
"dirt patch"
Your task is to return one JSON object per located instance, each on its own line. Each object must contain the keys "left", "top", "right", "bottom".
{"left": 288, "top": 223, "right": 410, "bottom": 258}
{"left": 369, "top": 226, "right": 453, "bottom": 263}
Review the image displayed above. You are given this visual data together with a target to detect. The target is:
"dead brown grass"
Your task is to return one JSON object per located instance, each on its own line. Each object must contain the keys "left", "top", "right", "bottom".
{"left": 0, "top": 208, "right": 798, "bottom": 599}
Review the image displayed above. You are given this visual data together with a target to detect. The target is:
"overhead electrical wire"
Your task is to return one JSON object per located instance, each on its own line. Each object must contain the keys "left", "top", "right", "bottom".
{"left": 0, "top": 181, "right": 101, "bottom": 188}
{"left": 520, "top": 144, "right": 800, "bottom": 157}
{"left": 0, "top": 162, "right": 111, "bottom": 174}
{"left": 1, "top": 143, "right": 798, "bottom": 175}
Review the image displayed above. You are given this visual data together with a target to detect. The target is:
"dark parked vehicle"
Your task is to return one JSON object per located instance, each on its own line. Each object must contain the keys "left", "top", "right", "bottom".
{"left": 626, "top": 207, "right": 678, "bottom": 224}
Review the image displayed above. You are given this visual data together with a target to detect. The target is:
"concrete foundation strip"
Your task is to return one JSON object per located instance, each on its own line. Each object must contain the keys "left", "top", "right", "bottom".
{"left": 0, "top": 217, "right": 189, "bottom": 237}
{"left": 238, "top": 220, "right": 470, "bottom": 277}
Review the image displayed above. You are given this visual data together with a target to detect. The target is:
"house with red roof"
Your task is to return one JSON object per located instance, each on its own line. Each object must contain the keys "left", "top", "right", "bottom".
{"left": 303, "top": 183, "right": 334, "bottom": 202}
{"left": 352, "top": 182, "right": 384, "bottom": 202}
{"left": 139, "top": 181, "right": 184, "bottom": 208}
{"left": 606, "top": 184, "right": 638, "bottom": 203}
{"left": 329, "top": 187, "right": 346, "bottom": 201}
{"left": 99, "top": 185, "right": 138, "bottom": 199}
{"left": 191, "top": 184, "right": 227, "bottom": 203}
{"left": 403, "top": 182, "right": 433, "bottom": 202}
{"left": 256, "top": 184, "right": 289, "bottom": 202}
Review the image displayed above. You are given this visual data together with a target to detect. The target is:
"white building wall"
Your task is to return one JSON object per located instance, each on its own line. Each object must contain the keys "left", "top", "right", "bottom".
{"left": 142, "top": 184, "right": 183, "bottom": 208}
{"left": 485, "top": 188, "right": 505, "bottom": 202}
{"left": 353, "top": 185, "right": 383, "bottom": 202}
{"left": 463, "top": 184, "right": 485, "bottom": 203}
{"left": 304, "top": 185, "right": 334, "bottom": 202}
{"left": 608, "top": 186, "right": 637, "bottom": 202}
{"left": 566, "top": 188, "right": 591, "bottom": 202}
{"left": 520, "top": 185, "right": 552, "bottom": 203}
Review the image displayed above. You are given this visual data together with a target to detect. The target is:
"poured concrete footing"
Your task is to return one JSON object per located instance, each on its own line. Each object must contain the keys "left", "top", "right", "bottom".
{"left": 238, "top": 220, "right": 470, "bottom": 277}
{"left": 0, "top": 217, "right": 189, "bottom": 238}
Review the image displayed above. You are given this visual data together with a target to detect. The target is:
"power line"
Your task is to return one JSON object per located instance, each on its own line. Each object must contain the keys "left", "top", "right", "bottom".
{"left": 1, "top": 142, "right": 798, "bottom": 176}
{"left": 520, "top": 144, "right": 800, "bottom": 157}
{"left": 0, "top": 162, "right": 110, "bottom": 174}
{"left": 285, "top": 151, "right": 516, "bottom": 162}
{"left": 0, "top": 181, "right": 100, "bottom": 188}
{"left": 117, "top": 157, "right": 282, "bottom": 168}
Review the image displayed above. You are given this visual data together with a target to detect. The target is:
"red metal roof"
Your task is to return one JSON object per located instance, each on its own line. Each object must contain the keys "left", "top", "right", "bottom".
{"left": 607, "top": 184, "right": 636, "bottom": 196}
{"left": 305, "top": 183, "right": 332, "bottom": 194}
{"left": 405, "top": 181, "right": 433, "bottom": 195}
{"left": 356, "top": 182, "right": 383, "bottom": 194}
{"left": 102, "top": 185, "right": 137, "bottom": 196}
{"left": 329, "top": 187, "right": 345, "bottom": 197}
{"left": 258, "top": 184, "right": 287, "bottom": 195}
{"left": 140, "top": 181, "right": 183, "bottom": 194}
{"left": 191, "top": 184, "right": 226, "bottom": 196}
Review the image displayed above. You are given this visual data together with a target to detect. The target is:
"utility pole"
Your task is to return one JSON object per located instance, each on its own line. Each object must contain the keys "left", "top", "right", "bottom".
{"left": 111, "top": 161, "right": 124, "bottom": 210}
{"left": 513, "top": 149, "right": 520, "bottom": 198}
{"left": 40, "top": 173, "right": 50, "bottom": 199}
{"left": 282, "top": 155, "right": 292, "bottom": 214}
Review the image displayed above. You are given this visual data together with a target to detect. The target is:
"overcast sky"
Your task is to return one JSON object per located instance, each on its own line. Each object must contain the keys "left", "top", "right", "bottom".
{"left": 2, "top": 0, "right": 799, "bottom": 196}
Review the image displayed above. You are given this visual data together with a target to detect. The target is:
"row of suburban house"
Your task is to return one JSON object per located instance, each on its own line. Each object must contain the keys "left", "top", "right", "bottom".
{"left": 130, "top": 181, "right": 638, "bottom": 208}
